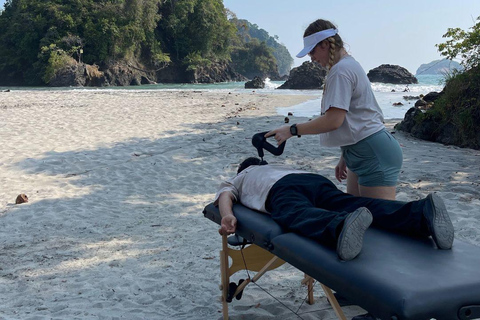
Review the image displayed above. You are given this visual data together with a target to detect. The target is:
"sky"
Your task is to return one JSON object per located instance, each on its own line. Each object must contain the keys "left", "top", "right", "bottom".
{"left": 1, "top": 0, "right": 479, "bottom": 74}
{"left": 223, "top": 0, "right": 480, "bottom": 74}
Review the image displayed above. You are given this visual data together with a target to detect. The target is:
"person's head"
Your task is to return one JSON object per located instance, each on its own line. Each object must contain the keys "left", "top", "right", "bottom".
{"left": 237, "top": 157, "right": 266, "bottom": 174}
{"left": 296, "top": 19, "right": 344, "bottom": 70}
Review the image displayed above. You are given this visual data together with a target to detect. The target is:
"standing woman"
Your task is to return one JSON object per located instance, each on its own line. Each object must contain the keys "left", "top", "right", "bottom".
{"left": 266, "top": 19, "right": 403, "bottom": 200}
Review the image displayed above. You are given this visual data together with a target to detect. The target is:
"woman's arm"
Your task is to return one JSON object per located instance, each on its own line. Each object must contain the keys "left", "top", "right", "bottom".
{"left": 265, "top": 107, "right": 347, "bottom": 145}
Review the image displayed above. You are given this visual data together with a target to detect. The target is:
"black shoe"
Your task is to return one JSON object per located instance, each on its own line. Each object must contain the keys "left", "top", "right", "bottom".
{"left": 336, "top": 208, "right": 373, "bottom": 261}
{"left": 331, "top": 291, "right": 353, "bottom": 307}
{"left": 226, "top": 282, "right": 237, "bottom": 303}
{"left": 352, "top": 312, "right": 380, "bottom": 320}
{"left": 424, "top": 193, "right": 454, "bottom": 249}
{"left": 235, "top": 279, "right": 245, "bottom": 300}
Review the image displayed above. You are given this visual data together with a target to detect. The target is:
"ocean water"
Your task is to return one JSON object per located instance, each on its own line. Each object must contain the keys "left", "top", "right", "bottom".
{"left": 275, "top": 74, "right": 446, "bottom": 120}
{"left": 0, "top": 74, "right": 445, "bottom": 120}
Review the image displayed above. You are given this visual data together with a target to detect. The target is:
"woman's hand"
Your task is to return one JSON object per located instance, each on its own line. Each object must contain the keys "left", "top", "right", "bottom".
{"left": 218, "top": 215, "right": 237, "bottom": 236}
{"left": 335, "top": 155, "right": 348, "bottom": 182}
{"left": 265, "top": 125, "right": 292, "bottom": 145}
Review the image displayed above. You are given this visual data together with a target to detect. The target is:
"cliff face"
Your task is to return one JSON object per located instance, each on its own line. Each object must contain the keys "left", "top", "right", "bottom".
{"left": 47, "top": 60, "right": 247, "bottom": 87}
{"left": 416, "top": 59, "right": 464, "bottom": 76}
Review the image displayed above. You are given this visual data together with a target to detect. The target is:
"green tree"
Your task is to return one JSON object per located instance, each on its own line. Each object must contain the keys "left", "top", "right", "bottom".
{"left": 0, "top": 0, "right": 169, "bottom": 85}
{"left": 230, "top": 38, "right": 278, "bottom": 79}
{"left": 230, "top": 18, "right": 293, "bottom": 76}
{"left": 158, "top": 0, "right": 235, "bottom": 69}
{"left": 397, "top": 19, "right": 480, "bottom": 149}
{"left": 437, "top": 16, "right": 480, "bottom": 70}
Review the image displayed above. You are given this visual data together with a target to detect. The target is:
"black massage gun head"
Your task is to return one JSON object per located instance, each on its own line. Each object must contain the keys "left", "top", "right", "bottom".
{"left": 251, "top": 131, "right": 286, "bottom": 159}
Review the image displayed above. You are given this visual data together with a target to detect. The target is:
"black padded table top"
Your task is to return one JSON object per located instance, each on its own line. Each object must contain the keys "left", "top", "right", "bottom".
{"left": 203, "top": 203, "right": 284, "bottom": 250}
{"left": 203, "top": 203, "right": 480, "bottom": 320}
{"left": 272, "top": 230, "right": 480, "bottom": 320}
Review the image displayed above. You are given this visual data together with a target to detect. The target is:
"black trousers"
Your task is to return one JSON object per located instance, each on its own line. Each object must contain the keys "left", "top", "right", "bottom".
{"left": 266, "top": 174, "right": 430, "bottom": 247}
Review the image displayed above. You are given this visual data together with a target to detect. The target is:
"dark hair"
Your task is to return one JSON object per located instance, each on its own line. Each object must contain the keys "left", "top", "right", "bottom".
{"left": 237, "top": 157, "right": 265, "bottom": 174}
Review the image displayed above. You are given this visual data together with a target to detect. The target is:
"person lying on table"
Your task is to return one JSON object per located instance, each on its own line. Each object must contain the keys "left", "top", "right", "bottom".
{"left": 215, "top": 157, "right": 454, "bottom": 261}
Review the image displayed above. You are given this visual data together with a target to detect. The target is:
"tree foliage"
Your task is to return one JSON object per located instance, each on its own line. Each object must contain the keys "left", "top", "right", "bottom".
{"left": 230, "top": 39, "right": 278, "bottom": 79}
{"left": 230, "top": 18, "right": 293, "bottom": 76}
{"left": 0, "top": 0, "right": 293, "bottom": 85}
{"left": 399, "top": 19, "right": 480, "bottom": 149}
{"left": 437, "top": 16, "right": 480, "bottom": 70}
{"left": 158, "top": 0, "right": 235, "bottom": 69}
{"left": 0, "top": 0, "right": 168, "bottom": 85}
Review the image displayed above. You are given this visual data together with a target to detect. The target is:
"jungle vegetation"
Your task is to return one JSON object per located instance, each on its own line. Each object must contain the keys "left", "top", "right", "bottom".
{"left": 0, "top": 0, "right": 292, "bottom": 85}
{"left": 397, "top": 16, "right": 480, "bottom": 149}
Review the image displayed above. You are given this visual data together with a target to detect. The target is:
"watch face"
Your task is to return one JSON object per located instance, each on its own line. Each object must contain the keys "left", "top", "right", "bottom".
{"left": 290, "top": 125, "right": 297, "bottom": 135}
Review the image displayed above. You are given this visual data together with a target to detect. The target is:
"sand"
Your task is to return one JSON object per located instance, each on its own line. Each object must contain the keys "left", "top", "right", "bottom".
{"left": 0, "top": 89, "right": 479, "bottom": 320}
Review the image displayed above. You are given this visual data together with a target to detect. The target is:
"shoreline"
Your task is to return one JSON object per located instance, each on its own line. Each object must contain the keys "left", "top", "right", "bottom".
{"left": 1, "top": 90, "right": 479, "bottom": 319}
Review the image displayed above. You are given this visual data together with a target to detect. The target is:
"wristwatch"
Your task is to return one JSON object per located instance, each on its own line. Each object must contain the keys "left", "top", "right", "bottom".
{"left": 290, "top": 124, "right": 301, "bottom": 137}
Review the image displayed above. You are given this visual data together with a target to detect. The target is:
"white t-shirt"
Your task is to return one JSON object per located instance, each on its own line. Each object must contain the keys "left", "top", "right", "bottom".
{"left": 214, "top": 165, "right": 309, "bottom": 213}
{"left": 319, "top": 55, "right": 385, "bottom": 147}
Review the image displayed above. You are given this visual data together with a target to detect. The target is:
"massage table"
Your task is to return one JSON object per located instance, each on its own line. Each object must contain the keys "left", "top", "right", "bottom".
{"left": 203, "top": 202, "right": 480, "bottom": 320}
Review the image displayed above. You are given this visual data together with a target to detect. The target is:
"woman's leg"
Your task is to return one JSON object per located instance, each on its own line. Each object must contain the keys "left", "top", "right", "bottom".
{"left": 346, "top": 168, "right": 360, "bottom": 196}
{"left": 347, "top": 167, "right": 396, "bottom": 200}
{"left": 359, "top": 185, "right": 396, "bottom": 200}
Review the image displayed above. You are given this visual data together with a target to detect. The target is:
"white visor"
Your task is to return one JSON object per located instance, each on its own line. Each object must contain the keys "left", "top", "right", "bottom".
{"left": 296, "top": 28, "right": 338, "bottom": 58}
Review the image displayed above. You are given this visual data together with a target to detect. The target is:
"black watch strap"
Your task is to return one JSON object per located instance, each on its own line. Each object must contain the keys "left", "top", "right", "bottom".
{"left": 290, "top": 124, "right": 301, "bottom": 137}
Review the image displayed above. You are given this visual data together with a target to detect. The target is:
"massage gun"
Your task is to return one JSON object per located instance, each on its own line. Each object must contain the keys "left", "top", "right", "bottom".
{"left": 251, "top": 131, "right": 286, "bottom": 164}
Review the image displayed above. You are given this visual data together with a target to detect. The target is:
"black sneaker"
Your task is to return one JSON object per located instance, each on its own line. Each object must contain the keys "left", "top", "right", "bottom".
{"left": 424, "top": 193, "right": 454, "bottom": 249}
{"left": 352, "top": 313, "right": 381, "bottom": 320}
{"left": 336, "top": 208, "right": 373, "bottom": 261}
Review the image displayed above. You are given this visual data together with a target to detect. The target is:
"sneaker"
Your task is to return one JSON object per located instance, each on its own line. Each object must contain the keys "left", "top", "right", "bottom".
{"left": 352, "top": 313, "right": 381, "bottom": 320}
{"left": 336, "top": 208, "right": 373, "bottom": 261}
{"left": 424, "top": 193, "right": 454, "bottom": 249}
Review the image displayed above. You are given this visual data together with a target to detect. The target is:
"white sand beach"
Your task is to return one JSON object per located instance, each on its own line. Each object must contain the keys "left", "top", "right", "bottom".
{"left": 1, "top": 89, "right": 480, "bottom": 320}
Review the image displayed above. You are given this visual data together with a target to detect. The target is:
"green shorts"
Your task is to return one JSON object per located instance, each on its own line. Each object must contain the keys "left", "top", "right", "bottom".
{"left": 341, "top": 129, "right": 403, "bottom": 187}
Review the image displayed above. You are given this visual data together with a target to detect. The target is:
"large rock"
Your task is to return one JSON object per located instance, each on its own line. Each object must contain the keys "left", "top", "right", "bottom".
{"left": 245, "top": 76, "right": 265, "bottom": 89}
{"left": 277, "top": 62, "right": 327, "bottom": 89}
{"left": 104, "top": 61, "right": 156, "bottom": 86}
{"left": 423, "top": 91, "right": 443, "bottom": 103}
{"left": 394, "top": 106, "right": 437, "bottom": 141}
{"left": 395, "top": 107, "right": 423, "bottom": 133}
{"left": 395, "top": 88, "right": 480, "bottom": 148}
{"left": 191, "top": 61, "right": 247, "bottom": 83}
{"left": 156, "top": 61, "right": 247, "bottom": 84}
{"left": 367, "top": 64, "right": 418, "bottom": 84}
{"left": 49, "top": 62, "right": 107, "bottom": 87}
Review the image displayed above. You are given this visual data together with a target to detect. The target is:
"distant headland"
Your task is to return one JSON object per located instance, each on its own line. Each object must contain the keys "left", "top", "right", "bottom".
{"left": 416, "top": 59, "right": 463, "bottom": 76}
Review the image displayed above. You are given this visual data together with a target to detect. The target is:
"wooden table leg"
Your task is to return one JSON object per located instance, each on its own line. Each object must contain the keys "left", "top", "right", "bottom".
{"left": 220, "top": 234, "right": 229, "bottom": 320}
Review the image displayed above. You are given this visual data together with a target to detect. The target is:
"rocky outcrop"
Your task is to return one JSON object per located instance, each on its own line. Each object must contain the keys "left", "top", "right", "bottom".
{"left": 48, "top": 61, "right": 156, "bottom": 87}
{"left": 423, "top": 91, "right": 442, "bottom": 103}
{"left": 156, "top": 61, "right": 247, "bottom": 84}
{"left": 49, "top": 63, "right": 107, "bottom": 87}
{"left": 49, "top": 59, "right": 246, "bottom": 86}
{"left": 277, "top": 62, "right": 327, "bottom": 89}
{"left": 245, "top": 76, "right": 265, "bottom": 89}
{"left": 367, "top": 64, "right": 418, "bottom": 84}
{"left": 191, "top": 61, "right": 247, "bottom": 83}
{"left": 270, "top": 74, "right": 288, "bottom": 81}
{"left": 416, "top": 59, "right": 463, "bottom": 76}
{"left": 395, "top": 90, "right": 469, "bottom": 146}
{"left": 103, "top": 61, "right": 156, "bottom": 86}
